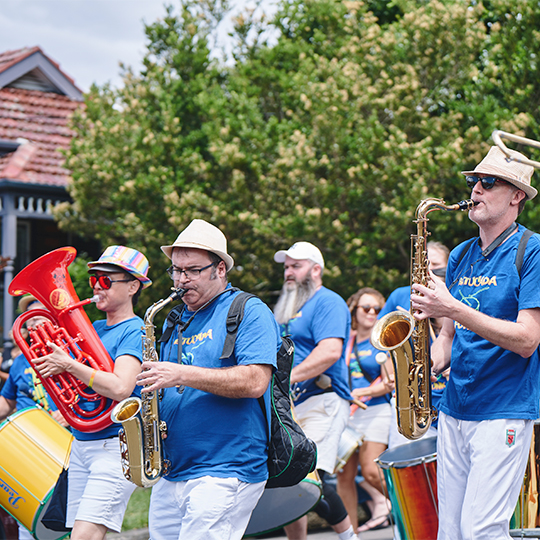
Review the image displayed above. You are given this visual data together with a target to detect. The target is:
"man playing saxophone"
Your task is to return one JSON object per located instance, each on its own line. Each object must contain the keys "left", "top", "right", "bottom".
{"left": 135, "top": 219, "right": 280, "bottom": 540}
{"left": 33, "top": 245, "right": 151, "bottom": 540}
{"left": 411, "top": 146, "right": 540, "bottom": 540}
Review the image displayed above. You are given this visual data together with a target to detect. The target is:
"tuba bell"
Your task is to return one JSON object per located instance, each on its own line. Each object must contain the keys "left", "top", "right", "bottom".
{"left": 9, "top": 247, "right": 117, "bottom": 432}
{"left": 492, "top": 130, "right": 540, "bottom": 169}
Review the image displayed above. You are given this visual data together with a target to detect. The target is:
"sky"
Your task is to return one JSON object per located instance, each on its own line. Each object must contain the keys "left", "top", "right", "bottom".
{"left": 0, "top": 0, "right": 275, "bottom": 93}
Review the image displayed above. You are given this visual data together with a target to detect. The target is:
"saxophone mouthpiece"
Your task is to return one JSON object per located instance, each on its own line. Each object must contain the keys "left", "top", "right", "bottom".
{"left": 173, "top": 288, "right": 187, "bottom": 300}
{"left": 457, "top": 199, "right": 479, "bottom": 211}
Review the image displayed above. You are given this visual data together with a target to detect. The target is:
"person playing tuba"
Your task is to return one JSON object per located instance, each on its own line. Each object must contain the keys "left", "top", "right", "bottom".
{"left": 33, "top": 245, "right": 152, "bottom": 540}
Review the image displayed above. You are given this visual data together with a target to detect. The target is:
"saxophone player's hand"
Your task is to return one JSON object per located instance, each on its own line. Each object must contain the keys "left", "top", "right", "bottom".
{"left": 411, "top": 270, "right": 456, "bottom": 320}
{"left": 137, "top": 360, "right": 183, "bottom": 392}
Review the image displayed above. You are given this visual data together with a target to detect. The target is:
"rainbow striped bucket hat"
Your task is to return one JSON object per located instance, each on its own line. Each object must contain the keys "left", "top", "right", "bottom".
{"left": 87, "top": 245, "right": 152, "bottom": 289}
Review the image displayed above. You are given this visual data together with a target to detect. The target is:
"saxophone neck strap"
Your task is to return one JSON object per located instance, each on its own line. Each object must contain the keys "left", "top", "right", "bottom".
{"left": 480, "top": 222, "right": 518, "bottom": 258}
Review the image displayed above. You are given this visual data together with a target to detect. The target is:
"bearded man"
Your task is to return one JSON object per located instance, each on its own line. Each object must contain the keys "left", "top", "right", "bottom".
{"left": 273, "top": 242, "right": 358, "bottom": 540}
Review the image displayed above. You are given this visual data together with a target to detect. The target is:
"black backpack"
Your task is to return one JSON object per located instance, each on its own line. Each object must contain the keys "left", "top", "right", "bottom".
{"left": 220, "top": 292, "right": 318, "bottom": 488}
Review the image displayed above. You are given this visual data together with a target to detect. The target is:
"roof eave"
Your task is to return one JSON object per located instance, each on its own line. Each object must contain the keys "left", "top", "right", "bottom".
{"left": 0, "top": 50, "right": 83, "bottom": 101}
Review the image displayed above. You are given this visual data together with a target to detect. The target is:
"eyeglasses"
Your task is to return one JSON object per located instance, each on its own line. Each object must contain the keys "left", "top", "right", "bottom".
{"left": 166, "top": 262, "right": 215, "bottom": 280}
{"left": 465, "top": 175, "right": 505, "bottom": 190}
{"left": 358, "top": 305, "right": 382, "bottom": 314}
{"left": 89, "top": 275, "right": 134, "bottom": 290}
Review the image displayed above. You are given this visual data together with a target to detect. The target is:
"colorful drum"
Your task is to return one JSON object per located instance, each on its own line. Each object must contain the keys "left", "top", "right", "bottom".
{"left": 376, "top": 436, "right": 438, "bottom": 540}
{"left": 510, "top": 421, "right": 540, "bottom": 538}
{"left": 0, "top": 407, "right": 73, "bottom": 540}
{"left": 244, "top": 471, "right": 322, "bottom": 537}
{"left": 334, "top": 426, "right": 361, "bottom": 473}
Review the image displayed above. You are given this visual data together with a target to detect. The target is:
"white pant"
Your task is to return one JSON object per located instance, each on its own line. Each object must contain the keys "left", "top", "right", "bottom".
{"left": 437, "top": 412, "right": 533, "bottom": 540}
{"left": 294, "top": 392, "right": 349, "bottom": 474}
{"left": 149, "top": 476, "right": 266, "bottom": 540}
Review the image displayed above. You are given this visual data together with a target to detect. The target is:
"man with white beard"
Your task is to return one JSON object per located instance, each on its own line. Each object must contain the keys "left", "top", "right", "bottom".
{"left": 274, "top": 242, "right": 358, "bottom": 540}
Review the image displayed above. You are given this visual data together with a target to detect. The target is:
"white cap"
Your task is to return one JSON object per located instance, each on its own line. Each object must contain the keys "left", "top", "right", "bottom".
{"left": 274, "top": 242, "right": 325, "bottom": 269}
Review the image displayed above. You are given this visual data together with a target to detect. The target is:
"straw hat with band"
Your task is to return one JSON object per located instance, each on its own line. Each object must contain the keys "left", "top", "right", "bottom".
{"left": 18, "top": 294, "right": 41, "bottom": 313}
{"left": 161, "top": 219, "right": 234, "bottom": 272}
{"left": 462, "top": 146, "right": 537, "bottom": 200}
{"left": 87, "top": 245, "right": 152, "bottom": 289}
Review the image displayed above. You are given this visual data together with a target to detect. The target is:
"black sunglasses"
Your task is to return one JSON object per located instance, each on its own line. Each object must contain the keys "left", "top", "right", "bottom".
{"left": 358, "top": 305, "right": 382, "bottom": 314}
{"left": 89, "top": 275, "right": 133, "bottom": 290}
{"left": 466, "top": 175, "right": 505, "bottom": 190}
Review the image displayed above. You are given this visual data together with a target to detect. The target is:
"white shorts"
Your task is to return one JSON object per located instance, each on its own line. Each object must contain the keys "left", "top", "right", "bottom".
{"left": 294, "top": 392, "right": 349, "bottom": 474}
{"left": 348, "top": 402, "right": 392, "bottom": 445}
{"left": 66, "top": 437, "right": 137, "bottom": 532}
{"left": 437, "top": 412, "right": 533, "bottom": 540}
{"left": 148, "top": 476, "right": 266, "bottom": 540}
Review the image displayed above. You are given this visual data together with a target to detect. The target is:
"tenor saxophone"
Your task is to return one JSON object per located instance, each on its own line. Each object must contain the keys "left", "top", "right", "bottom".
{"left": 111, "top": 288, "right": 185, "bottom": 487}
{"left": 371, "top": 198, "right": 477, "bottom": 440}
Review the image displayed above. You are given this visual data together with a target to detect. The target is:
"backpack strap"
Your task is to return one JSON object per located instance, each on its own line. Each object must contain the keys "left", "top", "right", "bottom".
{"left": 219, "top": 292, "right": 257, "bottom": 360}
{"left": 516, "top": 229, "right": 534, "bottom": 277}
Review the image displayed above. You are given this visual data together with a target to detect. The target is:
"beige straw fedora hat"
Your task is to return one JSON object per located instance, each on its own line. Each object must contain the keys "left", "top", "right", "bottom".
{"left": 161, "top": 219, "right": 234, "bottom": 271}
{"left": 462, "top": 146, "right": 537, "bottom": 199}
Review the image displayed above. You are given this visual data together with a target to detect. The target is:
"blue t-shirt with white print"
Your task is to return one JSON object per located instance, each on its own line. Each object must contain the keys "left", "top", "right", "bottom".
{"left": 440, "top": 226, "right": 540, "bottom": 420}
{"left": 158, "top": 286, "right": 280, "bottom": 483}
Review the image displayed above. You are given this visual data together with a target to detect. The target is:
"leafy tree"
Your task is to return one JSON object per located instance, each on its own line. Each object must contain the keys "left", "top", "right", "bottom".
{"left": 57, "top": 0, "right": 540, "bottom": 309}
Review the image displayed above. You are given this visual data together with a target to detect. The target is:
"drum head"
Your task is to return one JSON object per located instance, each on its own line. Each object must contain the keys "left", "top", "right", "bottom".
{"left": 377, "top": 436, "right": 437, "bottom": 469}
{"left": 244, "top": 477, "right": 321, "bottom": 536}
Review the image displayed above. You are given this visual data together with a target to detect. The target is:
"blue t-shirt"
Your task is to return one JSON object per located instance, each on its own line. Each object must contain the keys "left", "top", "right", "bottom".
{"left": 348, "top": 336, "right": 390, "bottom": 407}
{"left": 440, "top": 226, "right": 540, "bottom": 421}
{"left": 158, "top": 287, "right": 280, "bottom": 483}
{"left": 378, "top": 286, "right": 410, "bottom": 319}
{"left": 1, "top": 353, "right": 58, "bottom": 413}
{"left": 282, "top": 286, "right": 351, "bottom": 405}
{"left": 73, "top": 316, "right": 144, "bottom": 441}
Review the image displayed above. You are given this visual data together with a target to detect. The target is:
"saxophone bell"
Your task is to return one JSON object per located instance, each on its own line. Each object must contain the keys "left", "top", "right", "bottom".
{"left": 372, "top": 197, "right": 473, "bottom": 440}
{"left": 111, "top": 289, "right": 183, "bottom": 488}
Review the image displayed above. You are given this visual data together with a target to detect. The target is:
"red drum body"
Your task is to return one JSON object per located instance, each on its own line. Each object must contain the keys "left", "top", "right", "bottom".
{"left": 244, "top": 471, "right": 322, "bottom": 537}
{"left": 376, "top": 437, "right": 438, "bottom": 540}
{"left": 510, "top": 421, "right": 540, "bottom": 538}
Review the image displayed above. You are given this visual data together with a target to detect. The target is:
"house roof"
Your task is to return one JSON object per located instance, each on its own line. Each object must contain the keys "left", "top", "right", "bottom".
{"left": 0, "top": 47, "right": 84, "bottom": 188}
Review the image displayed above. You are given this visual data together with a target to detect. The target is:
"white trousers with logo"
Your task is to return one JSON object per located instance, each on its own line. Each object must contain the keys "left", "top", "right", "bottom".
{"left": 437, "top": 412, "right": 533, "bottom": 540}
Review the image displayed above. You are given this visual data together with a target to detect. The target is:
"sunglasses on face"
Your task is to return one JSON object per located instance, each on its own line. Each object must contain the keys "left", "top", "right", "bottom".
{"left": 358, "top": 305, "right": 382, "bottom": 314}
{"left": 465, "top": 175, "right": 505, "bottom": 190}
{"left": 89, "top": 275, "right": 133, "bottom": 290}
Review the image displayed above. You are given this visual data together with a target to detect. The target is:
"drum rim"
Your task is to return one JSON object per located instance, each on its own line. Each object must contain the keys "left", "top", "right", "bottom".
{"left": 376, "top": 451, "right": 437, "bottom": 469}
{"left": 375, "top": 437, "right": 438, "bottom": 469}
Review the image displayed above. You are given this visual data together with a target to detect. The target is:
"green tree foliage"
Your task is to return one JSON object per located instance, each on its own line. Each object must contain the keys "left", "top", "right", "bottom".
{"left": 57, "top": 0, "right": 540, "bottom": 306}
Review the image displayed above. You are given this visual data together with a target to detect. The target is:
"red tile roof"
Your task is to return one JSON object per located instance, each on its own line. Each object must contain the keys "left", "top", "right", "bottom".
{"left": 0, "top": 48, "right": 83, "bottom": 187}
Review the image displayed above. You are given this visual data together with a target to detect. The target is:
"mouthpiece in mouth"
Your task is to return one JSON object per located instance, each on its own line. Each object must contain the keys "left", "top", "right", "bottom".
{"left": 90, "top": 295, "right": 101, "bottom": 303}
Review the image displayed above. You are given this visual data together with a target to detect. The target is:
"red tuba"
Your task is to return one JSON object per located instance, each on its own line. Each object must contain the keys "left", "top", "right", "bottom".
{"left": 9, "top": 247, "right": 117, "bottom": 432}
